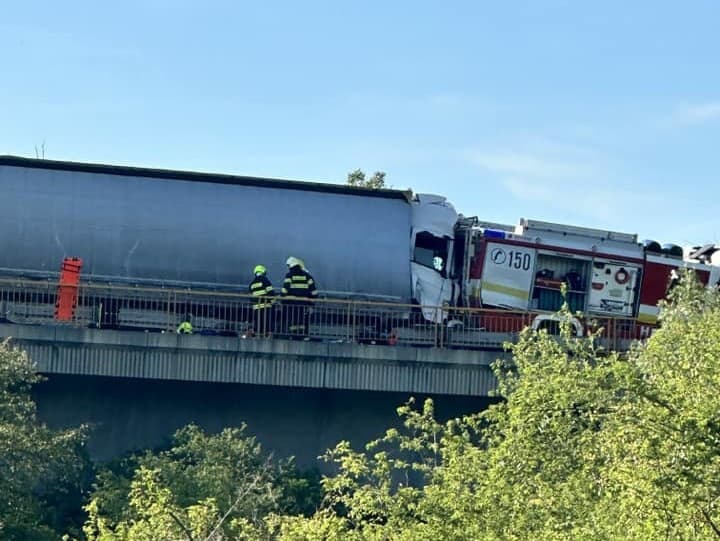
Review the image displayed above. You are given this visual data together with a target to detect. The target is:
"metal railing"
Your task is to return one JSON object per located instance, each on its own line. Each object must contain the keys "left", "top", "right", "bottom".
{"left": 0, "top": 278, "right": 645, "bottom": 351}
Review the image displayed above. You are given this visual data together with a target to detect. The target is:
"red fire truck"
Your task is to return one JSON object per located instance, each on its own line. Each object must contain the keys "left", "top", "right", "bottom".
{"left": 460, "top": 219, "right": 720, "bottom": 338}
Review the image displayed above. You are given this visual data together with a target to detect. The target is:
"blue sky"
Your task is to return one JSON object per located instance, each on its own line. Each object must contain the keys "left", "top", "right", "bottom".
{"left": 1, "top": 1, "right": 718, "bottom": 245}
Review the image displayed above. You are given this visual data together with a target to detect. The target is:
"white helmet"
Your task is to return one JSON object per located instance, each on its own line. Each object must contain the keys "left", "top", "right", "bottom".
{"left": 286, "top": 256, "right": 301, "bottom": 268}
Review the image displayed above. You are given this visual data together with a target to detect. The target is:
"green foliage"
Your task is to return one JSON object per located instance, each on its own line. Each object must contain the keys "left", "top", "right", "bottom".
{"left": 596, "top": 269, "right": 720, "bottom": 538}
{"left": 82, "top": 467, "right": 223, "bottom": 541}
{"left": 84, "top": 424, "right": 321, "bottom": 540}
{"left": 270, "top": 398, "right": 489, "bottom": 540}
{"left": 477, "top": 304, "right": 630, "bottom": 539}
{"left": 346, "top": 169, "right": 387, "bottom": 189}
{"left": 271, "top": 272, "right": 720, "bottom": 540}
{"left": 268, "top": 509, "right": 350, "bottom": 541}
{"left": 0, "top": 338, "right": 89, "bottom": 540}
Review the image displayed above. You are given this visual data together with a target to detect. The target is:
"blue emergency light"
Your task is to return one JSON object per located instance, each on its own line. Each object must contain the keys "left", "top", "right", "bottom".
{"left": 483, "top": 229, "right": 506, "bottom": 239}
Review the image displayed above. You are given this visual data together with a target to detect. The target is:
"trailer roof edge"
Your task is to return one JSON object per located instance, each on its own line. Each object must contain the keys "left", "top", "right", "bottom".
{"left": 0, "top": 155, "right": 411, "bottom": 201}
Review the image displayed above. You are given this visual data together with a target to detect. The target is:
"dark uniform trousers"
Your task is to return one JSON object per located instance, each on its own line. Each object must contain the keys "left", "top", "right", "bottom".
{"left": 281, "top": 267, "right": 318, "bottom": 337}
{"left": 249, "top": 275, "right": 275, "bottom": 336}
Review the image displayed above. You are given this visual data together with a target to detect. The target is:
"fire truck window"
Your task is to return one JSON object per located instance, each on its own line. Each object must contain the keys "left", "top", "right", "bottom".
{"left": 414, "top": 232, "right": 448, "bottom": 276}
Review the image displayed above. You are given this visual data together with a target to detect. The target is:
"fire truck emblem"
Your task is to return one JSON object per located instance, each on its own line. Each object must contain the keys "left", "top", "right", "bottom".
{"left": 490, "top": 247, "right": 507, "bottom": 265}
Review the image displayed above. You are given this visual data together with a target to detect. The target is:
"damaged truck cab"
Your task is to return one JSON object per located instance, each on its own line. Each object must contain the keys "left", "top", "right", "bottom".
{"left": 410, "top": 194, "right": 459, "bottom": 322}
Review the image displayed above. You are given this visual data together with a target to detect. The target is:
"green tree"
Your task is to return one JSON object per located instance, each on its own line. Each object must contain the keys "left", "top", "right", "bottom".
{"left": 272, "top": 398, "right": 490, "bottom": 540}
{"left": 0, "top": 339, "right": 89, "bottom": 540}
{"left": 84, "top": 424, "right": 320, "bottom": 540}
{"left": 346, "top": 169, "right": 387, "bottom": 189}
{"left": 82, "top": 467, "right": 221, "bottom": 541}
{"left": 592, "top": 271, "right": 720, "bottom": 538}
{"left": 475, "top": 309, "right": 631, "bottom": 539}
{"left": 273, "top": 272, "right": 720, "bottom": 540}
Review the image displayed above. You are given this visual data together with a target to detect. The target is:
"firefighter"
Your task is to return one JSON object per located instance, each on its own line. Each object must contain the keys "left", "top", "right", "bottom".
{"left": 666, "top": 268, "right": 681, "bottom": 296}
{"left": 281, "top": 256, "right": 318, "bottom": 338}
{"left": 249, "top": 264, "right": 275, "bottom": 337}
{"left": 176, "top": 316, "right": 193, "bottom": 334}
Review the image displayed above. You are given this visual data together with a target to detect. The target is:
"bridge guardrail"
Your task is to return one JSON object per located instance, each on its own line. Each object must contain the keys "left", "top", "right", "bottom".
{"left": 0, "top": 278, "right": 642, "bottom": 351}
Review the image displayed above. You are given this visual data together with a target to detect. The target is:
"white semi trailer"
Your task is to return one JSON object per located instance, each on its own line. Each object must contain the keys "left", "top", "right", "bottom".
{"left": 0, "top": 156, "right": 460, "bottom": 321}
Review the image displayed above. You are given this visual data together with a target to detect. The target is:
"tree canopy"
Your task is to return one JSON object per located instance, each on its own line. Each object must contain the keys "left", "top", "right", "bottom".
{"left": 346, "top": 169, "right": 387, "bottom": 189}
{"left": 0, "top": 339, "right": 89, "bottom": 540}
{"left": 273, "top": 271, "right": 720, "bottom": 540}
{"left": 82, "top": 424, "right": 320, "bottom": 540}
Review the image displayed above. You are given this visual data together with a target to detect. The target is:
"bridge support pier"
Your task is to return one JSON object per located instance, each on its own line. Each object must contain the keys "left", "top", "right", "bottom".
{"left": 35, "top": 375, "right": 497, "bottom": 467}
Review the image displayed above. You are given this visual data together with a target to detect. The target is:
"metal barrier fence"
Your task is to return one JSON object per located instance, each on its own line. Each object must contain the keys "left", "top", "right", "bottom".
{"left": 0, "top": 278, "right": 645, "bottom": 351}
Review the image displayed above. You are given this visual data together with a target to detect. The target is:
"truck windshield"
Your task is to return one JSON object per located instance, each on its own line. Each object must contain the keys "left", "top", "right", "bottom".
{"left": 413, "top": 231, "right": 448, "bottom": 276}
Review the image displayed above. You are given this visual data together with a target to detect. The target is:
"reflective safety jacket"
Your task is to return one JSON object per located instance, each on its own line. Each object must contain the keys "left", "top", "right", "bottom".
{"left": 176, "top": 321, "right": 193, "bottom": 334}
{"left": 281, "top": 266, "right": 318, "bottom": 303}
{"left": 249, "top": 274, "right": 275, "bottom": 309}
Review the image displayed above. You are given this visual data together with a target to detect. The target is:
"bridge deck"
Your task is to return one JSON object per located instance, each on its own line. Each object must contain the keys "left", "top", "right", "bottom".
{"left": 0, "top": 322, "right": 504, "bottom": 397}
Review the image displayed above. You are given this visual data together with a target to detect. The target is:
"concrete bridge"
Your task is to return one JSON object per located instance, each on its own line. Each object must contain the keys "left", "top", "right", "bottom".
{"left": 1, "top": 321, "right": 505, "bottom": 466}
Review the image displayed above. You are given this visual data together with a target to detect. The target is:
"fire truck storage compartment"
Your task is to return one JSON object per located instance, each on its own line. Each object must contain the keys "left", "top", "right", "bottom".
{"left": 587, "top": 260, "right": 640, "bottom": 316}
{"left": 531, "top": 253, "right": 589, "bottom": 313}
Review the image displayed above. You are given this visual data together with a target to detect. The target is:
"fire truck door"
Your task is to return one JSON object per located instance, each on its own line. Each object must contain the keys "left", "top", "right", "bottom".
{"left": 480, "top": 243, "right": 536, "bottom": 309}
